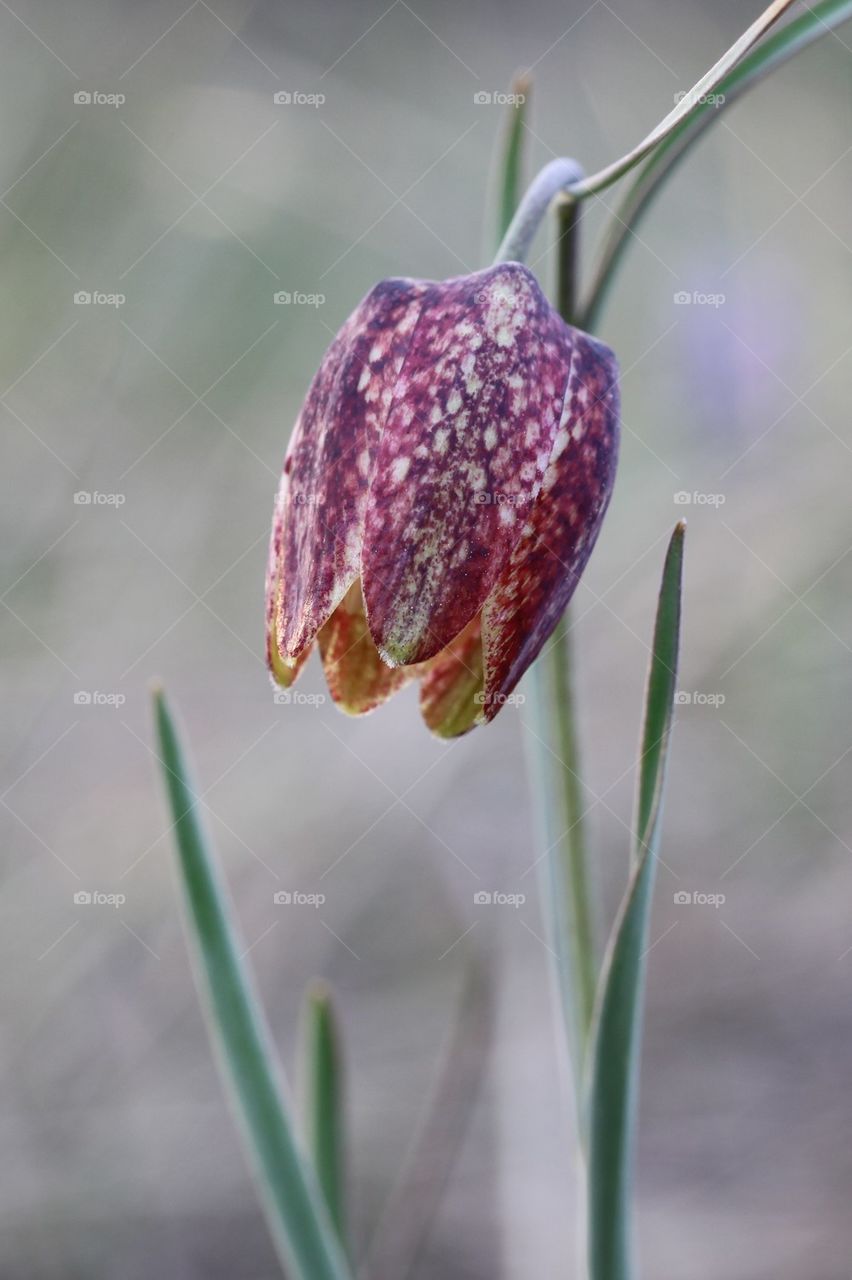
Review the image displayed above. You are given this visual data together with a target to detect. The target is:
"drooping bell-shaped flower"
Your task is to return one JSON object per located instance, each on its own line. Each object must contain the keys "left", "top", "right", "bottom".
{"left": 265, "top": 261, "right": 619, "bottom": 737}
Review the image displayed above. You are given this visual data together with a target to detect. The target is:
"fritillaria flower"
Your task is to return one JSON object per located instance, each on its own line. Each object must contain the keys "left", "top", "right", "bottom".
{"left": 265, "top": 261, "right": 619, "bottom": 737}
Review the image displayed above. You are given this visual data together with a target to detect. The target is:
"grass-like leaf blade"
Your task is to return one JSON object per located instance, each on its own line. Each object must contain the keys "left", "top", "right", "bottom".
{"left": 300, "top": 981, "right": 347, "bottom": 1247}
{"left": 586, "top": 522, "right": 685, "bottom": 1280}
{"left": 153, "top": 688, "right": 353, "bottom": 1280}
{"left": 492, "top": 71, "right": 531, "bottom": 251}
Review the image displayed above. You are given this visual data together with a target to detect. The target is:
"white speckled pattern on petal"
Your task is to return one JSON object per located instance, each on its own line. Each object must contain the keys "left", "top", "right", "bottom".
{"left": 479, "top": 330, "right": 619, "bottom": 719}
{"left": 267, "top": 278, "right": 428, "bottom": 677}
{"left": 361, "top": 263, "right": 574, "bottom": 667}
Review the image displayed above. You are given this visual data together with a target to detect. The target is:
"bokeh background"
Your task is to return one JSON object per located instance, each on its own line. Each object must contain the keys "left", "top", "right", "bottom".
{"left": 2, "top": 1, "right": 851, "bottom": 1276}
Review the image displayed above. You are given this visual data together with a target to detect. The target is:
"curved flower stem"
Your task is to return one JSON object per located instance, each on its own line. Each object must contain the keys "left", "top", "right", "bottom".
{"left": 565, "top": 0, "right": 795, "bottom": 202}
{"left": 494, "top": 157, "right": 584, "bottom": 264}
{"left": 495, "top": 0, "right": 796, "bottom": 262}
{"left": 510, "top": 190, "right": 597, "bottom": 1117}
{"left": 549, "top": 197, "right": 598, "bottom": 1075}
{"left": 578, "top": 0, "right": 852, "bottom": 331}
{"left": 490, "top": 114, "right": 596, "bottom": 1122}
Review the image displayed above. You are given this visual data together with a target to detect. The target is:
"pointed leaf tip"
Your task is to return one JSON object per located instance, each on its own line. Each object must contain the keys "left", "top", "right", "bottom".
{"left": 494, "top": 71, "right": 533, "bottom": 249}
{"left": 635, "top": 520, "right": 685, "bottom": 854}
{"left": 300, "top": 979, "right": 347, "bottom": 1248}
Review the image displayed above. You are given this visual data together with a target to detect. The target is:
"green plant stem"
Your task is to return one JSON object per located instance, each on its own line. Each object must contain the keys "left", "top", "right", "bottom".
{"left": 523, "top": 195, "right": 597, "bottom": 1099}
{"left": 492, "top": 88, "right": 597, "bottom": 1128}
{"left": 556, "top": 196, "right": 581, "bottom": 322}
{"left": 550, "top": 615, "right": 596, "bottom": 1023}
{"left": 552, "top": 197, "right": 597, "bottom": 1066}
{"left": 531, "top": 611, "right": 598, "bottom": 1059}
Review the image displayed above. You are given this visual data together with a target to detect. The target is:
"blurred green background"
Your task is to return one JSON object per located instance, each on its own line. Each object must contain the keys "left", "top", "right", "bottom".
{"left": 2, "top": 1, "right": 851, "bottom": 1276}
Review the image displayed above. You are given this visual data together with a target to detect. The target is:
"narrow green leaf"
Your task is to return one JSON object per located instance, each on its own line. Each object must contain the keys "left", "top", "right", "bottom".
{"left": 581, "top": 0, "right": 852, "bottom": 328}
{"left": 586, "top": 523, "right": 685, "bottom": 1280}
{"left": 153, "top": 689, "right": 353, "bottom": 1280}
{"left": 300, "top": 981, "right": 347, "bottom": 1246}
{"left": 632, "top": 526, "right": 685, "bottom": 861}
{"left": 493, "top": 71, "right": 532, "bottom": 251}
